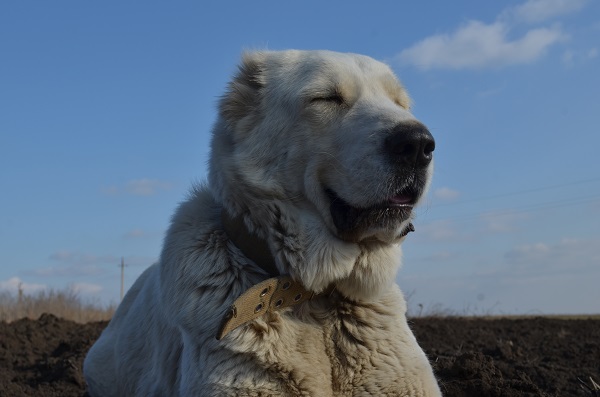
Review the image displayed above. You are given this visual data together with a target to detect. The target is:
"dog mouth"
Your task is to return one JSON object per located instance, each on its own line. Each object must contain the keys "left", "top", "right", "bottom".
{"left": 325, "top": 187, "right": 418, "bottom": 241}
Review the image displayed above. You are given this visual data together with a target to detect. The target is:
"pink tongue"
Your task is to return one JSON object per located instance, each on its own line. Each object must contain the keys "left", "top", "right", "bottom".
{"left": 389, "top": 194, "right": 413, "bottom": 205}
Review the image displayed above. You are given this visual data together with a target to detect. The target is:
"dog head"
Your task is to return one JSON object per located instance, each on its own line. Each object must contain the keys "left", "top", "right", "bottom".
{"left": 209, "top": 51, "right": 435, "bottom": 299}
{"left": 211, "top": 50, "right": 433, "bottom": 243}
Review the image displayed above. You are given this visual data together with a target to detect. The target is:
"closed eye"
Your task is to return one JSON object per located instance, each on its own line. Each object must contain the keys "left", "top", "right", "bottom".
{"left": 310, "top": 92, "right": 345, "bottom": 106}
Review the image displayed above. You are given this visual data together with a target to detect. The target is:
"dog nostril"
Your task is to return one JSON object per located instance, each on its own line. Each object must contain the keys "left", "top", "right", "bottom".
{"left": 385, "top": 122, "right": 435, "bottom": 167}
{"left": 422, "top": 140, "right": 435, "bottom": 162}
{"left": 424, "top": 141, "right": 435, "bottom": 156}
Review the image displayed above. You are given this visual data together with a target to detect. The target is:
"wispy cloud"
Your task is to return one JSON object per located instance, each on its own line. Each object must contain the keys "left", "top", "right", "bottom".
{"left": 0, "top": 277, "right": 46, "bottom": 294}
{"left": 506, "top": 242, "right": 550, "bottom": 262}
{"left": 504, "top": 237, "right": 600, "bottom": 273}
{"left": 122, "top": 228, "right": 162, "bottom": 241}
{"left": 395, "top": 0, "right": 587, "bottom": 70}
{"left": 562, "top": 47, "right": 598, "bottom": 66}
{"left": 397, "top": 21, "right": 565, "bottom": 70}
{"left": 48, "top": 251, "right": 119, "bottom": 266}
{"left": 412, "top": 219, "right": 469, "bottom": 243}
{"left": 69, "top": 282, "right": 103, "bottom": 295}
{"left": 125, "top": 178, "right": 173, "bottom": 196}
{"left": 479, "top": 211, "right": 530, "bottom": 233}
{"left": 123, "top": 229, "right": 147, "bottom": 239}
{"left": 32, "top": 264, "right": 104, "bottom": 278}
{"left": 102, "top": 178, "right": 173, "bottom": 196}
{"left": 401, "top": 262, "right": 600, "bottom": 315}
{"left": 419, "top": 250, "right": 461, "bottom": 263}
{"left": 433, "top": 187, "right": 460, "bottom": 201}
{"left": 505, "top": 0, "right": 589, "bottom": 23}
{"left": 477, "top": 85, "right": 506, "bottom": 98}
{"left": 31, "top": 251, "right": 156, "bottom": 278}
{"left": 47, "top": 251, "right": 156, "bottom": 267}
{"left": 40, "top": 251, "right": 120, "bottom": 277}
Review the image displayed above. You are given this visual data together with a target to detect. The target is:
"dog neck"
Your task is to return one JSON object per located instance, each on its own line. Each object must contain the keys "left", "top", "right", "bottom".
{"left": 218, "top": 209, "right": 336, "bottom": 340}
{"left": 221, "top": 209, "right": 279, "bottom": 276}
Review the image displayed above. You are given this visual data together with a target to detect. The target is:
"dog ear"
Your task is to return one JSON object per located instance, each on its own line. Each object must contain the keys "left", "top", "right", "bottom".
{"left": 219, "top": 52, "right": 266, "bottom": 123}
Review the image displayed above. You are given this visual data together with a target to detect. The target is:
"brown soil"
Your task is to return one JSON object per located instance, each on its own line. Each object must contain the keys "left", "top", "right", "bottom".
{"left": 0, "top": 314, "right": 598, "bottom": 396}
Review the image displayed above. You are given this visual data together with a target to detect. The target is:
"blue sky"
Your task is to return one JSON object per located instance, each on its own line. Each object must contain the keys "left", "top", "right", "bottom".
{"left": 1, "top": 0, "right": 599, "bottom": 314}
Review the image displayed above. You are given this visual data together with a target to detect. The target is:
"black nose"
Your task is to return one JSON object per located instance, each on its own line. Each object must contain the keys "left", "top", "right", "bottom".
{"left": 384, "top": 122, "right": 435, "bottom": 167}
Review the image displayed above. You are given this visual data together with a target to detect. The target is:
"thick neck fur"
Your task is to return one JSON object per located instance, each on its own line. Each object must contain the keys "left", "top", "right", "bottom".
{"left": 209, "top": 156, "right": 402, "bottom": 302}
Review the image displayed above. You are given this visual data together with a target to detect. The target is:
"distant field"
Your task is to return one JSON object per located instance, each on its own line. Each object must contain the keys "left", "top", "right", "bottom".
{"left": 0, "top": 287, "right": 115, "bottom": 323}
{"left": 478, "top": 313, "right": 600, "bottom": 320}
{"left": 421, "top": 313, "right": 600, "bottom": 320}
{"left": 2, "top": 286, "right": 598, "bottom": 323}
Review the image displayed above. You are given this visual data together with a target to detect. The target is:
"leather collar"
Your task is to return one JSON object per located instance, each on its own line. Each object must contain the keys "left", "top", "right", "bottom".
{"left": 217, "top": 210, "right": 414, "bottom": 340}
{"left": 218, "top": 210, "right": 332, "bottom": 340}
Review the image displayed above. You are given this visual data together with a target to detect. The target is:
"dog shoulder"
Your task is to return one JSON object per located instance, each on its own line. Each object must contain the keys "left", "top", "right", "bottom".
{"left": 158, "top": 185, "right": 267, "bottom": 337}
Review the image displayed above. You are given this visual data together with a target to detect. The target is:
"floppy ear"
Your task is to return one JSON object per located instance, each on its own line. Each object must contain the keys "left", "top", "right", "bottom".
{"left": 219, "top": 51, "right": 266, "bottom": 123}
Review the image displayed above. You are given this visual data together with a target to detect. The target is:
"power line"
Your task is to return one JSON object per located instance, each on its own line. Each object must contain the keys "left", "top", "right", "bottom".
{"left": 420, "top": 192, "right": 600, "bottom": 225}
{"left": 432, "top": 176, "right": 600, "bottom": 207}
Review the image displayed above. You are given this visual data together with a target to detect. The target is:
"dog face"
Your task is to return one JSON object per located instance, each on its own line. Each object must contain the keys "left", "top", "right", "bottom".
{"left": 211, "top": 50, "right": 434, "bottom": 245}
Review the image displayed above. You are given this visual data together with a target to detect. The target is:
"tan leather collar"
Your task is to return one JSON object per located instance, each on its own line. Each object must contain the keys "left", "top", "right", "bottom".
{"left": 217, "top": 210, "right": 414, "bottom": 340}
{"left": 218, "top": 210, "right": 333, "bottom": 340}
{"left": 216, "top": 275, "right": 334, "bottom": 340}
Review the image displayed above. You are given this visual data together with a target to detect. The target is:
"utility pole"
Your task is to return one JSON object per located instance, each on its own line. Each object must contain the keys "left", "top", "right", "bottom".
{"left": 119, "top": 257, "right": 126, "bottom": 301}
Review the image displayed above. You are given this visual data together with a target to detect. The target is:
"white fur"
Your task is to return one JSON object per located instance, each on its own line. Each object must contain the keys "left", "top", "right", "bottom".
{"left": 84, "top": 50, "right": 442, "bottom": 396}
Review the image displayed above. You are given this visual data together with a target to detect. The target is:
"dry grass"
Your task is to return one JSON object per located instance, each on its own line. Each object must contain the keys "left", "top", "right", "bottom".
{"left": 579, "top": 376, "right": 600, "bottom": 396}
{"left": 0, "top": 286, "right": 115, "bottom": 323}
{"left": 405, "top": 290, "right": 600, "bottom": 320}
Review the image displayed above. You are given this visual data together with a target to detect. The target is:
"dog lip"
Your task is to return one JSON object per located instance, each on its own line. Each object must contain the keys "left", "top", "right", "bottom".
{"left": 387, "top": 185, "right": 420, "bottom": 207}
{"left": 388, "top": 194, "right": 414, "bottom": 206}
{"left": 325, "top": 187, "right": 415, "bottom": 239}
{"left": 325, "top": 188, "right": 417, "bottom": 210}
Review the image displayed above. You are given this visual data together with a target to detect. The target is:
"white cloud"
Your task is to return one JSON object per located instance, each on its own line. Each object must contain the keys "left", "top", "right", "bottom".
{"left": 125, "top": 178, "right": 172, "bottom": 196}
{"left": 562, "top": 49, "right": 575, "bottom": 65}
{"left": 504, "top": 237, "right": 600, "bottom": 274}
{"left": 69, "top": 282, "right": 103, "bottom": 295}
{"left": 401, "top": 234, "right": 600, "bottom": 315}
{"left": 508, "top": 0, "right": 589, "bottom": 23}
{"left": 49, "top": 251, "right": 119, "bottom": 266}
{"left": 477, "top": 85, "right": 506, "bottom": 98}
{"left": 0, "top": 277, "right": 46, "bottom": 294}
{"left": 124, "top": 229, "right": 147, "bottom": 239}
{"left": 412, "top": 219, "right": 468, "bottom": 243}
{"left": 433, "top": 187, "right": 460, "bottom": 201}
{"left": 479, "top": 211, "right": 530, "bottom": 233}
{"left": 32, "top": 264, "right": 104, "bottom": 277}
{"left": 395, "top": 0, "right": 591, "bottom": 70}
{"left": 506, "top": 242, "right": 550, "bottom": 260}
{"left": 419, "top": 250, "right": 461, "bottom": 263}
{"left": 28, "top": 252, "right": 156, "bottom": 281}
{"left": 400, "top": 250, "right": 600, "bottom": 315}
{"left": 102, "top": 178, "right": 173, "bottom": 196}
{"left": 35, "top": 251, "right": 119, "bottom": 277}
{"left": 397, "top": 21, "right": 565, "bottom": 70}
{"left": 49, "top": 251, "right": 157, "bottom": 268}
{"left": 562, "top": 47, "right": 598, "bottom": 66}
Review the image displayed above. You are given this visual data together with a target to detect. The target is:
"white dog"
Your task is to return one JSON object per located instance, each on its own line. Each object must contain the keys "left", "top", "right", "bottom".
{"left": 84, "top": 50, "right": 442, "bottom": 396}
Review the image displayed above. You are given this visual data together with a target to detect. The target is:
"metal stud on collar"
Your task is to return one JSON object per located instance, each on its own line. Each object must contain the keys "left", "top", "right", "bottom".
{"left": 216, "top": 276, "right": 330, "bottom": 340}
